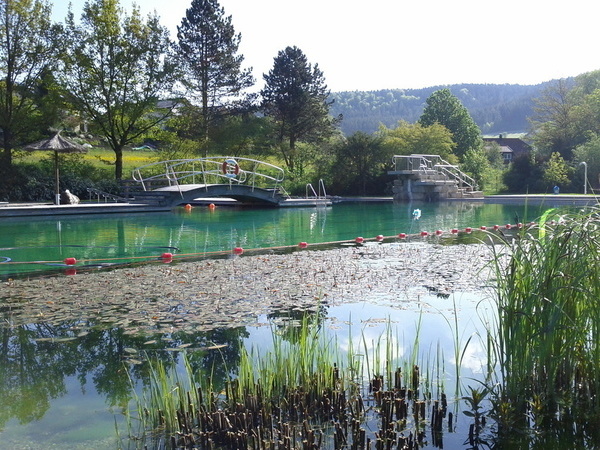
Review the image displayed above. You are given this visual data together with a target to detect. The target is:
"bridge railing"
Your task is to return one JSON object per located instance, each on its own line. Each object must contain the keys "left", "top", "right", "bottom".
{"left": 132, "top": 157, "right": 286, "bottom": 194}
{"left": 392, "top": 154, "right": 478, "bottom": 191}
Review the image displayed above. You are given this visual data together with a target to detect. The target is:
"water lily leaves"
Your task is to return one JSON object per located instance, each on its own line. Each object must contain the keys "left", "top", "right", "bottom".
{"left": 1, "top": 244, "right": 494, "bottom": 338}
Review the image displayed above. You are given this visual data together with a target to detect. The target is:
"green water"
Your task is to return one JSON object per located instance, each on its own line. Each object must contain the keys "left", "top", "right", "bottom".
{"left": 0, "top": 201, "right": 542, "bottom": 279}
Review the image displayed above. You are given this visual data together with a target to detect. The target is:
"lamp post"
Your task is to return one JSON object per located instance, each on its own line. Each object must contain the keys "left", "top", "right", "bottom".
{"left": 579, "top": 161, "right": 588, "bottom": 195}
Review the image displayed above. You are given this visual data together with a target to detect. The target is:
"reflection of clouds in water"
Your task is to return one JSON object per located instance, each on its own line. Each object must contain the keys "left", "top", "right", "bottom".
{"left": 449, "top": 337, "right": 488, "bottom": 375}
{"left": 330, "top": 293, "right": 493, "bottom": 383}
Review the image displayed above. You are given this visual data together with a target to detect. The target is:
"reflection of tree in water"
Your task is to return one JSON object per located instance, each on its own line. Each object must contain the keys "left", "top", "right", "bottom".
{"left": 267, "top": 304, "right": 328, "bottom": 343}
{"left": 0, "top": 320, "right": 248, "bottom": 428}
{"left": 0, "top": 323, "right": 77, "bottom": 428}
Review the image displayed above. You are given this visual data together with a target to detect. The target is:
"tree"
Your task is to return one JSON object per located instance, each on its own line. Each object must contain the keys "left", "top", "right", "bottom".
{"left": 0, "top": 0, "right": 61, "bottom": 173}
{"left": 261, "top": 46, "right": 340, "bottom": 173}
{"left": 175, "top": 0, "right": 254, "bottom": 152}
{"left": 529, "top": 79, "right": 582, "bottom": 160}
{"left": 60, "top": 0, "right": 176, "bottom": 180}
{"left": 378, "top": 120, "right": 456, "bottom": 162}
{"left": 331, "top": 131, "right": 388, "bottom": 195}
{"left": 461, "top": 148, "right": 490, "bottom": 190}
{"left": 542, "top": 151, "right": 571, "bottom": 189}
{"left": 418, "top": 88, "right": 482, "bottom": 159}
{"left": 573, "top": 134, "right": 600, "bottom": 190}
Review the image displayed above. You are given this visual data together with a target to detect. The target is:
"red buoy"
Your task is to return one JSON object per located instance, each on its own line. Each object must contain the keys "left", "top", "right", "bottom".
{"left": 493, "top": 224, "right": 500, "bottom": 230}
{"left": 517, "top": 223, "right": 523, "bottom": 228}
{"left": 375, "top": 235, "right": 384, "bottom": 241}
{"left": 465, "top": 227, "right": 473, "bottom": 233}
{"left": 451, "top": 228, "right": 458, "bottom": 234}
{"left": 64, "top": 257, "right": 77, "bottom": 266}
{"left": 161, "top": 252, "right": 173, "bottom": 263}
{"left": 505, "top": 224, "right": 512, "bottom": 229}
{"left": 233, "top": 247, "right": 244, "bottom": 255}
{"left": 184, "top": 204, "right": 192, "bottom": 210}
{"left": 397, "top": 233, "right": 407, "bottom": 239}
{"left": 420, "top": 231, "right": 429, "bottom": 237}
{"left": 208, "top": 203, "right": 216, "bottom": 210}
{"left": 298, "top": 241, "right": 308, "bottom": 248}
{"left": 480, "top": 225, "right": 487, "bottom": 230}
{"left": 355, "top": 236, "right": 364, "bottom": 244}
{"left": 435, "top": 230, "right": 443, "bottom": 235}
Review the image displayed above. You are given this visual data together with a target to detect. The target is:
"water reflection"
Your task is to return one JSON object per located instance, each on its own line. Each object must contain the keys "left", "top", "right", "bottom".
{"left": 0, "top": 319, "right": 249, "bottom": 446}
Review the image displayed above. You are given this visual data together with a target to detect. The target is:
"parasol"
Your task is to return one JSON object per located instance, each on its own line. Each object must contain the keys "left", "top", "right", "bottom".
{"left": 24, "top": 131, "right": 87, "bottom": 205}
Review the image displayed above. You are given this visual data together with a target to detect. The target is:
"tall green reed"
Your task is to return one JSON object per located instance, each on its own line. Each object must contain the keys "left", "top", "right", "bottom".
{"left": 487, "top": 207, "right": 600, "bottom": 428}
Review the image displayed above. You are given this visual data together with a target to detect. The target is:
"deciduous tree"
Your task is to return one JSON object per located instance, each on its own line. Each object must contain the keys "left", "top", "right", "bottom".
{"left": 0, "top": 0, "right": 61, "bottom": 173}
{"left": 331, "top": 131, "right": 388, "bottom": 195}
{"left": 379, "top": 120, "right": 456, "bottom": 162}
{"left": 419, "top": 88, "right": 482, "bottom": 159}
{"left": 60, "top": 0, "right": 176, "bottom": 180}
{"left": 175, "top": 0, "right": 254, "bottom": 153}
{"left": 261, "top": 46, "right": 340, "bottom": 173}
{"left": 530, "top": 79, "right": 582, "bottom": 160}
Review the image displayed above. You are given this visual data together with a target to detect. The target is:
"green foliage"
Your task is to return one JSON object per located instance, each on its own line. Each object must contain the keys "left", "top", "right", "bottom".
{"left": 175, "top": 0, "right": 255, "bottom": 148}
{"left": 542, "top": 151, "right": 571, "bottom": 189}
{"left": 503, "top": 154, "right": 545, "bottom": 193}
{"left": 0, "top": 156, "right": 120, "bottom": 202}
{"left": 60, "top": 0, "right": 177, "bottom": 180}
{"left": 379, "top": 120, "right": 457, "bottom": 162}
{"left": 488, "top": 209, "right": 600, "bottom": 430}
{"left": 419, "top": 89, "right": 483, "bottom": 160}
{"left": 530, "top": 79, "right": 582, "bottom": 160}
{"left": 461, "top": 148, "right": 489, "bottom": 187}
{"left": 330, "top": 131, "right": 390, "bottom": 195}
{"left": 261, "top": 46, "right": 340, "bottom": 172}
{"left": 0, "top": 0, "right": 62, "bottom": 170}
{"left": 573, "top": 133, "right": 600, "bottom": 191}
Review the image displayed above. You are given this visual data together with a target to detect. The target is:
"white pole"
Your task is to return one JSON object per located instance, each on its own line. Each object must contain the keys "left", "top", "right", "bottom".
{"left": 579, "top": 162, "right": 588, "bottom": 195}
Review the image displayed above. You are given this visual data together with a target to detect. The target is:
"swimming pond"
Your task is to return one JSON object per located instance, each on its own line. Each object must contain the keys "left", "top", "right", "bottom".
{"left": 0, "top": 200, "right": 589, "bottom": 448}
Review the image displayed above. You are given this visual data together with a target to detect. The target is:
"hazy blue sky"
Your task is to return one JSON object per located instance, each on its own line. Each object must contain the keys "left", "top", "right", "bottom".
{"left": 53, "top": 0, "right": 599, "bottom": 92}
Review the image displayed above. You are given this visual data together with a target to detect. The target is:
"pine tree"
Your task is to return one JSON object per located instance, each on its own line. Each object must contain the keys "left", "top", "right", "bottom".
{"left": 175, "top": 0, "right": 254, "bottom": 153}
{"left": 261, "top": 46, "right": 339, "bottom": 173}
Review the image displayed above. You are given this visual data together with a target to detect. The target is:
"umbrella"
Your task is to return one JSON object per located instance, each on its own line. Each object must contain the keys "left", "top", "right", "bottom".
{"left": 25, "top": 131, "right": 87, "bottom": 205}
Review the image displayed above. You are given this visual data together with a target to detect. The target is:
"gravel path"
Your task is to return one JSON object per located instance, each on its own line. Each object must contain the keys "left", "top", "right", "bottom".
{"left": 1, "top": 242, "right": 497, "bottom": 334}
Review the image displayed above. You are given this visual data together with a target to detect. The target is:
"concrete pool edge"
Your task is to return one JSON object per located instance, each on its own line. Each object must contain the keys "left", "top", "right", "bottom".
{"left": 0, "top": 194, "right": 596, "bottom": 217}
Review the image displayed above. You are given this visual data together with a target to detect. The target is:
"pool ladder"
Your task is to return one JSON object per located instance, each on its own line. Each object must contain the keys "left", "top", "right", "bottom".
{"left": 306, "top": 179, "right": 328, "bottom": 206}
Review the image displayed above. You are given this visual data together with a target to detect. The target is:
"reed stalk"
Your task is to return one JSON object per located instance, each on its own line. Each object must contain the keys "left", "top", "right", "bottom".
{"left": 487, "top": 207, "right": 600, "bottom": 430}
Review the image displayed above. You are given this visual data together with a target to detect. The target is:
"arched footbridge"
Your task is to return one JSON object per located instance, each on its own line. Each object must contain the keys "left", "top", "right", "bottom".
{"left": 130, "top": 157, "right": 330, "bottom": 207}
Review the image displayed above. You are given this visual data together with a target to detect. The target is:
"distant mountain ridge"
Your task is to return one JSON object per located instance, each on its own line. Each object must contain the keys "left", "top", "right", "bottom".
{"left": 330, "top": 82, "right": 557, "bottom": 136}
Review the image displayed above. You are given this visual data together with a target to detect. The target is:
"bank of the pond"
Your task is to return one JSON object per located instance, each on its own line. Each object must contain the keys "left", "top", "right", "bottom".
{"left": 2, "top": 241, "right": 495, "bottom": 333}
{"left": 0, "top": 193, "right": 595, "bottom": 217}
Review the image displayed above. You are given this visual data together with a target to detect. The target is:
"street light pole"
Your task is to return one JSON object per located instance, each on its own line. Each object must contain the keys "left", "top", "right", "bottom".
{"left": 579, "top": 161, "right": 588, "bottom": 195}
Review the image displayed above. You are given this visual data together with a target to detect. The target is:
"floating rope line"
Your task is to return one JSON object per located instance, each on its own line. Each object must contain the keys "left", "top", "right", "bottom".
{"left": 0, "top": 223, "right": 534, "bottom": 270}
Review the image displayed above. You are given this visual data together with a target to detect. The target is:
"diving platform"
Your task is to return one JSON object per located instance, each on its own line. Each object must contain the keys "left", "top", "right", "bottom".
{"left": 389, "top": 154, "right": 483, "bottom": 201}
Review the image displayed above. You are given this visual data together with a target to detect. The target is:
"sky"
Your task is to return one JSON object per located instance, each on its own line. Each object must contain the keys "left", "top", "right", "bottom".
{"left": 52, "top": 0, "right": 600, "bottom": 93}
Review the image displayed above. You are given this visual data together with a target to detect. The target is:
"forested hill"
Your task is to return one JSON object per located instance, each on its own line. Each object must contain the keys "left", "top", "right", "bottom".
{"left": 330, "top": 82, "right": 555, "bottom": 136}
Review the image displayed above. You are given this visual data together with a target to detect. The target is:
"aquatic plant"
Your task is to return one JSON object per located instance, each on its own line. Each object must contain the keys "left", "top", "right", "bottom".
{"left": 487, "top": 207, "right": 600, "bottom": 438}
{"left": 128, "top": 315, "right": 453, "bottom": 448}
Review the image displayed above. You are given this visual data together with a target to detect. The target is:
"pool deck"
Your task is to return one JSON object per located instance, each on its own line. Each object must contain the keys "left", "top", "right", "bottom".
{"left": 0, "top": 194, "right": 596, "bottom": 218}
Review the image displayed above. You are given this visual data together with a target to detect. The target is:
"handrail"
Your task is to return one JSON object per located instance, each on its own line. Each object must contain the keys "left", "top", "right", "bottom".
{"left": 318, "top": 179, "right": 327, "bottom": 198}
{"left": 306, "top": 183, "right": 318, "bottom": 198}
{"left": 392, "top": 154, "right": 478, "bottom": 190}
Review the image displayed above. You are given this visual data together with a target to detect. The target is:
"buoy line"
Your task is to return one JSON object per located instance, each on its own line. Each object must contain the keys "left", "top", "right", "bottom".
{"left": 0, "top": 222, "right": 534, "bottom": 273}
